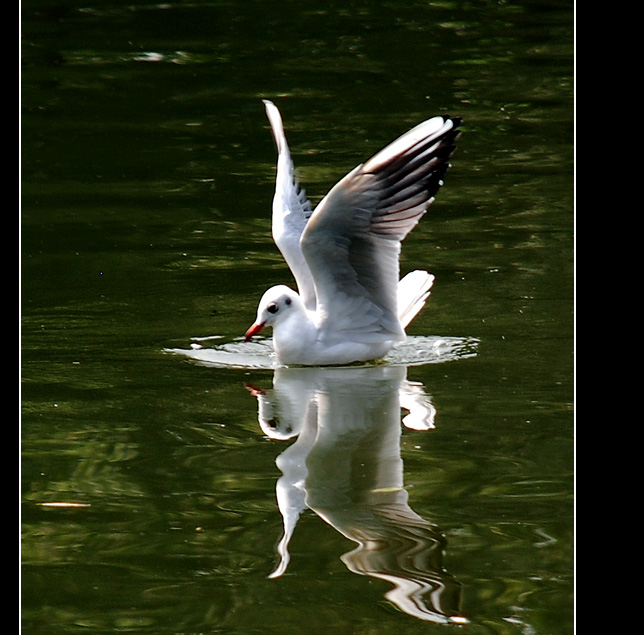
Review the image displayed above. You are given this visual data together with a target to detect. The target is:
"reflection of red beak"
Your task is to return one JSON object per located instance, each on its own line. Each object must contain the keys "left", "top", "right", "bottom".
{"left": 244, "top": 322, "right": 266, "bottom": 342}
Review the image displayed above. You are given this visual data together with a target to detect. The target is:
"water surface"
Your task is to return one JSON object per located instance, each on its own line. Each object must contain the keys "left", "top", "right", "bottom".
{"left": 21, "top": 1, "right": 574, "bottom": 633}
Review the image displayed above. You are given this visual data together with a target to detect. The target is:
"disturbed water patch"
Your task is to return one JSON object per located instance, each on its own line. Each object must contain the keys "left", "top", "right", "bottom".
{"left": 165, "top": 334, "right": 479, "bottom": 370}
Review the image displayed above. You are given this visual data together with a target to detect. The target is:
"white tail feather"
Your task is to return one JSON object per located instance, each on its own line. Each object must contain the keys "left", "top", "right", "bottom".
{"left": 398, "top": 270, "right": 434, "bottom": 328}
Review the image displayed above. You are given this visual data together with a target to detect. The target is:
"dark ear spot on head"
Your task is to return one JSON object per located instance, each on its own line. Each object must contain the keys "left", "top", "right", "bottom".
{"left": 285, "top": 297, "right": 292, "bottom": 306}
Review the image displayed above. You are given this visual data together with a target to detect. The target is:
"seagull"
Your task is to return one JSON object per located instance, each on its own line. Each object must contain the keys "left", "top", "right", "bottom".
{"left": 244, "top": 100, "right": 461, "bottom": 366}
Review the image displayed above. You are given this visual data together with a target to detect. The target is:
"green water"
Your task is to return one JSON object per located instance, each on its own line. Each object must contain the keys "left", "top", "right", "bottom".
{"left": 21, "top": 1, "right": 574, "bottom": 633}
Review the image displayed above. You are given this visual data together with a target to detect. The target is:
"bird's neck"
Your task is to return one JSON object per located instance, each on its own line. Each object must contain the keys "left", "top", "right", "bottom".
{"left": 273, "top": 306, "right": 319, "bottom": 365}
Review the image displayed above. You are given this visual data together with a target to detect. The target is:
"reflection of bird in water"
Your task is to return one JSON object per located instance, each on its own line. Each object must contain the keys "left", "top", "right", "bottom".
{"left": 245, "top": 100, "right": 461, "bottom": 365}
{"left": 336, "top": 502, "right": 462, "bottom": 624}
{"left": 248, "top": 365, "right": 467, "bottom": 624}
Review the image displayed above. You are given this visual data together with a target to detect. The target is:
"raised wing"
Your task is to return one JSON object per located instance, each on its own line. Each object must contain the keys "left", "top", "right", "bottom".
{"left": 300, "top": 115, "right": 461, "bottom": 342}
{"left": 264, "top": 100, "right": 316, "bottom": 310}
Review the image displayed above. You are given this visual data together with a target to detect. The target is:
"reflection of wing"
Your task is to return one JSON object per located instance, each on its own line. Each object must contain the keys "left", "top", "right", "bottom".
{"left": 270, "top": 412, "right": 317, "bottom": 579}
{"left": 248, "top": 367, "right": 320, "bottom": 579}
{"left": 341, "top": 504, "right": 463, "bottom": 625}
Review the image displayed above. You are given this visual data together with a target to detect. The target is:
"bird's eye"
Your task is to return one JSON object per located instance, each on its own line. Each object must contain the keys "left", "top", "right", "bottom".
{"left": 267, "top": 303, "right": 279, "bottom": 314}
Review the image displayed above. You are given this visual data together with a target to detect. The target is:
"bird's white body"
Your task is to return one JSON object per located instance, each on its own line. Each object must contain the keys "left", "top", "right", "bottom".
{"left": 245, "top": 101, "right": 460, "bottom": 366}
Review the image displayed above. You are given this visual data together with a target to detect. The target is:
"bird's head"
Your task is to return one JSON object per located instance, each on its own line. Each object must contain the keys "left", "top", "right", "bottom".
{"left": 244, "top": 285, "right": 300, "bottom": 341}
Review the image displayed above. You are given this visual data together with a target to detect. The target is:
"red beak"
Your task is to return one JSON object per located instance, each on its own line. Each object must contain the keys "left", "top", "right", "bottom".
{"left": 244, "top": 322, "right": 266, "bottom": 342}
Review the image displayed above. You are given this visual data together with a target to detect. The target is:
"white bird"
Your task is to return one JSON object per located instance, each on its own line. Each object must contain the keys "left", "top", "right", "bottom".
{"left": 244, "top": 100, "right": 461, "bottom": 366}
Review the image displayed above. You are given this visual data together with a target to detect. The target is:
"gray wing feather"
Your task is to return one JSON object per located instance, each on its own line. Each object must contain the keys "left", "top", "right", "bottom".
{"left": 301, "top": 115, "right": 461, "bottom": 340}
